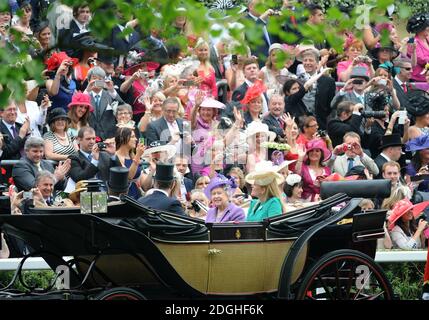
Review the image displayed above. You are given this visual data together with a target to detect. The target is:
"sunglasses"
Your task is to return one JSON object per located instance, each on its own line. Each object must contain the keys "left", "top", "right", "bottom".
{"left": 401, "top": 67, "right": 412, "bottom": 71}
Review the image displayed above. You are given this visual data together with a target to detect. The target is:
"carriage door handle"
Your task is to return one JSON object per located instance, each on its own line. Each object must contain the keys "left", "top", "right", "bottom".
{"left": 208, "top": 249, "right": 222, "bottom": 255}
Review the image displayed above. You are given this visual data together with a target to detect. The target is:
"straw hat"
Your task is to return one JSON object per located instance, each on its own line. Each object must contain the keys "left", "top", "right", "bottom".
{"left": 296, "top": 44, "right": 320, "bottom": 62}
{"left": 69, "top": 180, "right": 88, "bottom": 203}
{"left": 245, "top": 160, "right": 285, "bottom": 186}
{"left": 245, "top": 121, "right": 276, "bottom": 142}
{"left": 388, "top": 198, "right": 429, "bottom": 231}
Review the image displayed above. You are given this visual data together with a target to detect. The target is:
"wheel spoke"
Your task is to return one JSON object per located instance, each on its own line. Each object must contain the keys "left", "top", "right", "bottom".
{"left": 335, "top": 261, "right": 342, "bottom": 300}
{"left": 316, "top": 273, "right": 335, "bottom": 300}
{"left": 344, "top": 260, "right": 356, "bottom": 300}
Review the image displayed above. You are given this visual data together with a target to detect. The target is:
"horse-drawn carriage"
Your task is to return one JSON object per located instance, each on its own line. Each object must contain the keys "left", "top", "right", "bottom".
{"left": 0, "top": 180, "right": 394, "bottom": 300}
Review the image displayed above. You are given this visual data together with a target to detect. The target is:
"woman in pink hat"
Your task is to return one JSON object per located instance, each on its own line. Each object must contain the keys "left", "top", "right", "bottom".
{"left": 67, "top": 91, "right": 93, "bottom": 138}
{"left": 295, "top": 138, "right": 332, "bottom": 202}
{"left": 388, "top": 198, "right": 429, "bottom": 250}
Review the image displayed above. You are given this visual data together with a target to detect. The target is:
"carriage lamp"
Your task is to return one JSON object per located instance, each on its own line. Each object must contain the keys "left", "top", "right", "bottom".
{"left": 80, "top": 180, "right": 107, "bottom": 214}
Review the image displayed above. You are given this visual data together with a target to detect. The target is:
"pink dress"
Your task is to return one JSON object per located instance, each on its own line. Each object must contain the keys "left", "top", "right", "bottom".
{"left": 131, "top": 80, "right": 147, "bottom": 115}
{"left": 407, "top": 36, "right": 429, "bottom": 82}
{"left": 301, "top": 164, "right": 331, "bottom": 201}
{"left": 191, "top": 116, "right": 215, "bottom": 175}
{"left": 198, "top": 68, "right": 218, "bottom": 98}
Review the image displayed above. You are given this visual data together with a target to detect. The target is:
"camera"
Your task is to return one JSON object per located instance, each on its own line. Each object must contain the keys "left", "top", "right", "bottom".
{"left": 361, "top": 110, "right": 387, "bottom": 119}
{"left": 23, "top": 191, "right": 33, "bottom": 200}
{"left": 97, "top": 142, "right": 107, "bottom": 151}
{"left": 317, "top": 130, "right": 327, "bottom": 138}
{"left": 352, "top": 79, "right": 364, "bottom": 85}
{"left": 139, "top": 71, "right": 149, "bottom": 78}
{"left": 191, "top": 201, "right": 201, "bottom": 213}
{"left": 231, "top": 54, "right": 238, "bottom": 65}
{"left": 342, "top": 144, "right": 352, "bottom": 152}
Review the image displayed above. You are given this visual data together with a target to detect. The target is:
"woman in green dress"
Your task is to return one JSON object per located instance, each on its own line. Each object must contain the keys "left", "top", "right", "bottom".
{"left": 245, "top": 160, "right": 286, "bottom": 222}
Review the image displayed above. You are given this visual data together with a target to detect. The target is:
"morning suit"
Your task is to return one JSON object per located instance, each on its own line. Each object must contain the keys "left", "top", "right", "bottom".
{"left": 262, "top": 113, "right": 285, "bottom": 140}
{"left": 243, "top": 12, "right": 272, "bottom": 67}
{"left": 333, "top": 153, "right": 379, "bottom": 177}
{"left": 393, "top": 79, "right": 410, "bottom": 110}
{"left": 143, "top": 117, "right": 184, "bottom": 146}
{"left": 374, "top": 154, "right": 389, "bottom": 179}
{"left": 0, "top": 121, "right": 26, "bottom": 161}
{"left": 314, "top": 75, "right": 336, "bottom": 130}
{"left": 138, "top": 190, "right": 185, "bottom": 215}
{"left": 88, "top": 90, "right": 124, "bottom": 140}
{"left": 12, "top": 158, "right": 66, "bottom": 191}
{"left": 68, "top": 151, "right": 121, "bottom": 185}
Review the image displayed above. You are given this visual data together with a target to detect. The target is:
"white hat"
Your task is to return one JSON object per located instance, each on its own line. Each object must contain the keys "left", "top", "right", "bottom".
{"left": 245, "top": 160, "right": 285, "bottom": 186}
{"left": 245, "top": 121, "right": 276, "bottom": 142}
{"left": 200, "top": 97, "right": 226, "bottom": 109}
{"left": 142, "top": 141, "right": 176, "bottom": 159}
{"left": 274, "top": 159, "right": 297, "bottom": 173}
{"left": 269, "top": 43, "right": 285, "bottom": 54}
{"left": 285, "top": 174, "right": 302, "bottom": 186}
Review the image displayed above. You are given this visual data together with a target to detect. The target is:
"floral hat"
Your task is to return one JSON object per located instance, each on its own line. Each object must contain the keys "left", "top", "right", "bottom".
{"left": 123, "top": 50, "right": 160, "bottom": 76}
{"left": 204, "top": 174, "right": 237, "bottom": 200}
{"left": 240, "top": 80, "right": 267, "bottom": 105}
{"left": 388, "top": 198, "right": 429, "bottom": 231}
{"left": 405, "top": 134, "right": 429, "bottom": 152}
{"left": 45, "top": 52, "right": 79, "bottom": 71}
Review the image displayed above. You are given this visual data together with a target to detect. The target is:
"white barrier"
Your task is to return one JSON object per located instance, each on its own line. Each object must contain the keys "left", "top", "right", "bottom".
{"left": 0, "top": 252, "right": 426, "bottom": 271}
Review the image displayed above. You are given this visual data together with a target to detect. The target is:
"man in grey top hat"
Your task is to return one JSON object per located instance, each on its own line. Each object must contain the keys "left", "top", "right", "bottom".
{"left": 331, "top": 66, "right": 370, "bottom": 111}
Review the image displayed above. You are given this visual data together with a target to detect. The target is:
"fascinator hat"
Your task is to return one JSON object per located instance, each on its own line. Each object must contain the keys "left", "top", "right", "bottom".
{"left": 405, "top": 89, "right": 429, "bottom": 117}
{"left": 240, "top": 80, "right": 267, "bottom": 105}
{"left": 407, "top": 13, "right": 429, "bottom": 34}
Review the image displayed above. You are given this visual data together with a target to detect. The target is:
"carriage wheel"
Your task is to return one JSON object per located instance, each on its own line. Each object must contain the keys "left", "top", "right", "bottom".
{"left": 296, "top": 249, "right": 393, "bottom": 300}
{"left": 93, "top": 287, "right": 146, "bottom": 300}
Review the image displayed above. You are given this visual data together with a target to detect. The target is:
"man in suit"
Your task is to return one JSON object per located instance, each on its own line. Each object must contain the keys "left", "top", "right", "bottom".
{"left": 144, "top": 97, "right": 185, "bottom": 148}
{"left": 232, "top": 58, "right": 269, "bottom": 113}
{"left": 12, "top": 137, "right": 71, "bottom": 191}
{"left": 262, "top": 94, "right": 286, "bottom": 142}
{"left": 374, "top": 134, "right": 403, "bottom": 179}
{"left": 298, "top": 48, "right": 336, "bottom": 130}
{"left": 330, "top": 67, "right": 369, "bottom": 111}
{"left": 138, "top": 162, "right": 185, "bottom": 215}
{"left": 175, "top": 154, "right": 193, "bottom": 196}
{"left": 327, "top": 101, "right": 366, "bottom": 147}
{"left": 393, "top": 58, "right": 413, "bottom": 110}
{"left": 332, "top": 132, "right": 379, "bottom": 177}
{"left": 58, "top": 4, "right": 91, "bottom": 56}
{"left": 68, "top": 126, "right": 120, "bottom": 186}
{"left": 209, "top": 38, "right": 228, "bottom": 103}
{"left": 243, "top": 0, "right": 278, "bottom": 67}
{"left": 85, "top": 66, "right": 124, "bottom": 140}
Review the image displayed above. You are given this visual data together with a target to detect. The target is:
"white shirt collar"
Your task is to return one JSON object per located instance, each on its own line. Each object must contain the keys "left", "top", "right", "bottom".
{"left": 394, "top": 76, "right": 404, "bottom": 86}
{"left": 380, "top": 153, "right": 391, "bottom": 162}
{"left": 73, "top": 18, "right": 88, "bottom": 32}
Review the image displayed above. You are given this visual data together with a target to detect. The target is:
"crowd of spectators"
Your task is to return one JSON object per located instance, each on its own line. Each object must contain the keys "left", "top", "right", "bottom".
{"left": 2, "top": 0, "right": 429, "bottom": 258}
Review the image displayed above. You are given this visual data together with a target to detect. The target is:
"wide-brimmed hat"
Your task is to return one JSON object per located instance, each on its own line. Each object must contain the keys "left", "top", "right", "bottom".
{"left": 245, "top": 160, "right": 285, "bottom": 186}
{"left": 305, "top": 138, "right": 332, "bottom": 162}
{"left": 269, "top": 43, "right": 285, "bottom": 54}
{"left": 350, "top": 66, "right": 370, "bottom": 81}
{"left": 107, "top": 166, "right": 130, "bottom": 193}
{"left": 240, "top": 80, "right": 267, "bottom": 105}
{"left": 123, "top": 50, "right": 160, "bottom": 76}
{"left": 370, "top": 46, "right": 400, "bottom": 60}
{"left": 406, "top": 89, "right": 429, "bottom": 117}
{"left": 379, "top": 134, "right": 403, "bottom": 150}
{"left": 405, "top": 135, "right": 429, "bottom": 152}
{"left": 345, "top": 165, "right": 367, "bottom": 179}
{"left": 69, "top": 180, "right": 88, "bottom": 203}
{"left": 296, "top": 44, "right": 320, "bottom": 62}
{"left": 407, "top": 13, "right": 429, "bottom": 34}
{"left": 67, "top": 91, "right": 93, "bottom": 111}
{"left": 388, "top": 198, "right": 429, "bottom": 231}
{"left": 45, "top": 51, "right": 79, "bottom": 71}
{"left": 67, "top": 32, "right": 115, "bottom": 57}
{"left": 96, "top": 52, "right": 116, "bottom": 65}
{"left": 271, "top": 150, "right": 296, "bottom": 171}
{"left": 142, "top": 140, "right": 176, "bottom": 159}
{"left": 203, "top": 174, "right": 237, "bottom": 199}
{"left": 244, "top": 121, "right": 276, "bottom": 142}
{"left": 47, "top": 108, "right": 70, "bottom": 125}
{"left": 200, "top": 97, "right": 225, "bottom": 109}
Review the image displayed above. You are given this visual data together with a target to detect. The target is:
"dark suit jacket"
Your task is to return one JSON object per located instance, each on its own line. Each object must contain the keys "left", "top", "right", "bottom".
{"left": 138, "top": 190, "right": 185, "bottom": 215}
{"left": 184, "top": 177, "right": 193, "bottom": 193}
{"left": 393, "top": 79, "right": 410, "bottom": 110}
{"left": 12, "top": 158, "right": 66, "bottom": 191}
{"left": 68, "top": 151, "right": 121, "bottom": 185}
{"left": 0, "top": 121, "right": 26, "bottom": 161}
{"left": 327, "top": 114, "right": 364, "bottom": 147}
{"left": 262, "top": 113, "right": 285, "bottom": 140}
{"left": 88, "top": 90, "right": 124, "bottom": 140}
{"left": 143, "top": 117, "right": 184, "bottom": 146}
{"left": 107, "top": 25, "right": 142, "bottom": 55}
{"left": 58, "top": 20, "right": 89, "bottom": 56}
{"left": 315, "top": 75, "right": 336, "bottom": 130}
{"left": 243, "top": 13, "right": 271, "bottom": 67}
{"left": 374, "top": 154, "right": 388, "bottom": 179}
{"left": 284, "top": 84, "right": 310, "bottom": 121}
{"left": 232, "top": 82, "right": 269, "bottom": 105}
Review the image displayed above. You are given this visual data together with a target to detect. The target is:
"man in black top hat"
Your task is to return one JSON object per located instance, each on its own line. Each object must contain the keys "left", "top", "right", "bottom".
{"left": 138, "top": 162, "right": 185, "bottom": 215}
{"left": 374, "top": 134, "right": 403, "bottom": 179}
{"left": 107, "top": 166, "right": 130, "bottom": 201}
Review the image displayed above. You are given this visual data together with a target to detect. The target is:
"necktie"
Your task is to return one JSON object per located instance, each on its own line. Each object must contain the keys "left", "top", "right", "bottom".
{"left": 46, "top": 197, "right": 53, "bottom": 206}
{"left": 94, "top": 95, "right": 100, "bottom": 109}
{"left": 277, "top": 118, "right": 284, "bottom": 129}
{"left": 35, "top": 162, "right": 42, "bottom": 172}
{"left": 11, "top": 125, "right": 17, "bottom": 138}
{"left": 402, "top": 83, "right": 408, "bottom": 93}
{"left": 347, "top": 158, "right": 354, "bottom": 173}
{"left": 87, "top": 154, "right": 92, "bottom": 162}
{"left": 359, "top": 95, "right": 364, "bottom": 105}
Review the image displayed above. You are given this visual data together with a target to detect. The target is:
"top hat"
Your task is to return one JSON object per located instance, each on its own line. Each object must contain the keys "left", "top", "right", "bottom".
{"left": 379, "top": 134, "right": 403, "bottom": 150}
{"left": 155, "top": 163, "right": 175, "bottom": 183}
{"left": 108, "top": 167, "right": 130, "bottom": 193}
{"left": 350, "top": 66, "right": 370, "bottom": 81}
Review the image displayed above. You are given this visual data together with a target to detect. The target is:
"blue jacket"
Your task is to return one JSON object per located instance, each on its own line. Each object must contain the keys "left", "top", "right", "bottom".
{"left": 138, "top": 190, "right": 185, "bottom": 215}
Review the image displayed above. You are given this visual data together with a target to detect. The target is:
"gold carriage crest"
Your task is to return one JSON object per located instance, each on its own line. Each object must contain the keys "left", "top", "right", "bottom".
{"left": 235, "top": 229, "right": 241, "bottom": 240}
